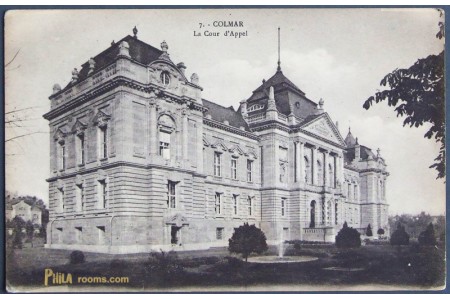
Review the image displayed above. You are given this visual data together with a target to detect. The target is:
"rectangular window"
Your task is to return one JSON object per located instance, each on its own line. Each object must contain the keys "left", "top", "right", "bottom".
{"left": 99, "top": 126, "right": 108, "bottom": 159}
{"left": 75, "top": 227, "right": 82, "bottom": 243}
{"left": 99, "top": 180, "right": 108, "bottom": 209}
{"left": 233, "top": 194, "right": 238, "bottom": 215}
{"left": 56, "top": 227, "right": 63, "bottom": 243}
{"left": 159, "top": 131, "right": 171, "bottom": 160}
{"left": 97, "top": 226, "right": 106, "bottom": 244}
{"left": 247, "top": 196, "right": 252, "bottom": 216}
{"left": 281, "top": 198, "right": 286, "bottom": 216}
{"left": 78, "top": 134, "right": 85, "bottom": 165}
{"left": 58, "top": 187, "right": 65, "bottom": 213}
{"left": 247, "top": 160, "right": 253, "bottom": 182}
{"left": 231, "top": 158, "right": 237, "bottom": 179}
{"left": 76, "top": 183, "right": 84, "bottom": 211}
{"left": 58, "top": 142, "right": 66, "bottom": 170}
{"left": 214, "top": 152, "right": 222, "bottom": 177}
{"left": 216, "top": 227, "right": 224, "bottom": 240}
{"left": 167, "top": 181, "right": 176, "bottom": 208}
{"left": 215, "top": 192, "right": 221, "bottom": 214}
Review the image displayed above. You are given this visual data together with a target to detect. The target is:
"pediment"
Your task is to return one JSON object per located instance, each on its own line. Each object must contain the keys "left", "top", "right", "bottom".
{"left": 71, "top": 119, "right": 87, "bottom": 134}
{"left": 211, "top": 140, "right": 228, "bottom": 151}
{"left": 301, "top": 113, "right": 345, "bottom": 146}
{"left": 92, "top": 109, "right": 111, "bottom": 126}
{"left": 229, "top": 144, "right": 245, "bottom": 156}
{"left": 53, "top": 126, "right": 68, "bottom": 141}
{"left": 165, "top": 214, "right": 189, "bottom": 227}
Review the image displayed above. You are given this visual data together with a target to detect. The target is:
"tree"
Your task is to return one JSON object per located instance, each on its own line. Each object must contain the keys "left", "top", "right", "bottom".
{"left": 228, "top": 223, "right": 268, "bottom": 262}
{"left": 390, "top": 223, "right": 410, "bottom": 246}
{"left": 418, "top": 222, "right": 437, "bottom": 246}
{"left": 335, "top": 222, "right": 361, "bottom": 248}
{"left": 377, "top": 228, "right": 385, "bottom": 235}
{"left": 366, "top": 224, "right": 373, "bottom": 237}
{"left": 363, "top": 19, "right": 445, "bottom": 179}
{"left": 10, "top": 216, "right": 26, "bottom": 249}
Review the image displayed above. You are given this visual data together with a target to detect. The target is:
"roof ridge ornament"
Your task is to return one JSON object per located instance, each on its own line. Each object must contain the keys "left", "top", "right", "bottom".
{"left": 159, "top": 40, "right": 172, "bottom": 61}
{"left": 133, "top": 26, "right": 138, "bottom": 38}
{"left": 277, "top": 27, "right": 282, "bottom": 73}
{"left": 267, "top": 86, "right": 277, "bottom": 111}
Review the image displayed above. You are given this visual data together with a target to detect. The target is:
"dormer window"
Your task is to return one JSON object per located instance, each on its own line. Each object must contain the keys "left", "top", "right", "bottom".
{"left": 248, "top": 104, "right": 264, "bottom": 112}
{"left": 161, "top": 71, "right": 170, "bottom": 86}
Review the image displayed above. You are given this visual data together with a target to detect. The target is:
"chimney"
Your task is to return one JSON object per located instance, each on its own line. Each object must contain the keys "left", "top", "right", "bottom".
{"left": 177, "top": 62, "right": 186, "bottom": 75}
{"left": 52, "top": 83, "right": 61, "bottom": 95}
{"left": 240, "top": 100, "right": 248, "bottom": 118}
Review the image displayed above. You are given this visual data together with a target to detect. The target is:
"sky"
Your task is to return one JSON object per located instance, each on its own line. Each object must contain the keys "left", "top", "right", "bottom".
{"left": 4, "top": 8, "right": 445, "bottom": 215}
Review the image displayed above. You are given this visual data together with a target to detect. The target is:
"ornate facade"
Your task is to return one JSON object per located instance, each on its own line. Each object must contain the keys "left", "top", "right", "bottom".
{"left": 44, "top": 32, "right": 389, "bottom": 253}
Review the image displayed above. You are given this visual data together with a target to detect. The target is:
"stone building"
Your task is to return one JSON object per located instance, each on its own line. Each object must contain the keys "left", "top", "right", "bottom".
{"left": 6, "top": 197, "right": 43, "bottom": 226}
{"left": 44, "top": 30, "right": 389, "bottom": 253}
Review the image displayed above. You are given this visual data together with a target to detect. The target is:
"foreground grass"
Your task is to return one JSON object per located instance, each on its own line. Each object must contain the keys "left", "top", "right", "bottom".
{"left": 6, "top": 243, "right": 446, "bottom": 291}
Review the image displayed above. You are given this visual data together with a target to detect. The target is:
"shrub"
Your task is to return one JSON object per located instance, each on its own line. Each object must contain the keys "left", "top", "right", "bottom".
{"left": 228, "top": 223, "right": 268, "bottom": 262}
{"left": 146, "top": 250, "right": 184, "bottom": 284}
{"left": 390, "top": 223, "right": 410, "bottom": 246}
{"left": 335, "top": 222, "right": 361, "bottom": 248}
{"left": 418, "top": 223, "right": 437, "bottom": 246}
{"left": 366, "top": 224, "right": 373, "bottom": 237}
{"left": 377, "top": 228, "right": 385, "bottom": 235}
{"left": 69, "top": 250, "right": 86, "bottom": 264}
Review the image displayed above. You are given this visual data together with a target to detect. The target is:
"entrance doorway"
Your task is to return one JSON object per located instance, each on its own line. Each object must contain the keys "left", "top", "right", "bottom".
{"left": 171, "top": 226, "right": 181, "bottom": 245}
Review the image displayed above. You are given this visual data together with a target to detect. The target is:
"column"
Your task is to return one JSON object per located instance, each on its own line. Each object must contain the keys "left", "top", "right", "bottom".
{"left": 182, "top": 106, "right": 188, "bottom": 160}
{"left": 149, "top": 98, "right": 158, "bottom": 156}
{"left": 312, "top": 146, "right": 317, "bottom": 185}
{"left": 323, "top": 150, "right": 329, "bottom": 187}
{"left": 333, "top": 155, "right": 337, "bottom": 188}
{"left": 297, "top": 142, "right": 304, "bottom": 183}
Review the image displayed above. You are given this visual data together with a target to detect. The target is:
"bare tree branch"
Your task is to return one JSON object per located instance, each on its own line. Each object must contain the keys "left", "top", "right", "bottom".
{"left": 5, "top": 131, "right": 49, "bottom": 143}
{"left": 5, "top": 48, "right": 21, "bottom": 68}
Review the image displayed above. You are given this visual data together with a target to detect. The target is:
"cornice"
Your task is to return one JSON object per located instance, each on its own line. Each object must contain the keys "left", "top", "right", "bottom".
{"left": 44, "top": 76, "right": 205, "bottom": 120}
{"left": 203, "top": 118, "right": 259, "bottom": 141}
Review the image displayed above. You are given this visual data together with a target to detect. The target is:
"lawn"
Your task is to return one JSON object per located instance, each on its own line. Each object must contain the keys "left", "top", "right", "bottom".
{"left": 5, "top": 242, "right": 446, "bottom": 292}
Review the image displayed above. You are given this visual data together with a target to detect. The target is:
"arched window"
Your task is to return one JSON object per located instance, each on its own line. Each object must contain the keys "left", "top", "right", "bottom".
{"left": 161, "top": 71, "right": 170, "bottom": 86}
{"left": 158, "top": 115, "right": 176, "bottom": 160}
{"left": 335, "top": 202, "right": 338, "bottom": 225}
{"left": 328, "top": 164, "right": 334, "bottom": 187}
{"left": 304, "top": 156, "right": 311, "bottom": 184}
{"left": 316, "top": 160, "right": 323, "bottom": 186}
{"left": 310, "top": 200, "right": 316, "bottom": 228}
{"left": 326, "top": 200, "right": 332, "bottom": 225}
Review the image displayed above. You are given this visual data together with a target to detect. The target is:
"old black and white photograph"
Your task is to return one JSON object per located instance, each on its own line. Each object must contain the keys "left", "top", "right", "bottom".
{"left": 3, "top": 8, "right": 446, "bottom": 292}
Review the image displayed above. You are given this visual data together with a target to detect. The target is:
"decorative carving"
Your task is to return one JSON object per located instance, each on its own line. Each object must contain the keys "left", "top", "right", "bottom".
{"left": 88, "top": 57, "right": 96, "bottom": 74}
{"left": 190, "top": 73, "right": 199, "bottom": 85}
{"left": 71, "top": 68, "right": 79, "bottom": 83}
{"left": 93, "top": 109, "right": 111, "bottom": 127}
{"left": 118, "top": 41, "right": 130, "bottom": 57}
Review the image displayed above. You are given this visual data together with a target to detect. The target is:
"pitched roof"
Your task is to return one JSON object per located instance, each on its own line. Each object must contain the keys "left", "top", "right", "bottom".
{"left": 344, "top": 130, "right": 357, "bottom": 147}
{"left": 246, "top": 69, "right": 318, "bottom": 119}
{"left": 62, "top": 35, "right": 163, "bottom": 91}
{"left": 344, "top": 145, "right": 376, "bottom": 164}
{"left": 202, "top": 99, "right": 249, "bottom": 131}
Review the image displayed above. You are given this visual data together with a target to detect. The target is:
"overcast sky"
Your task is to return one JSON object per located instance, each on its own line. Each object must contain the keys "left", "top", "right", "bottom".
{"left": 5, "top": 8, "right": 445, "bottom": 215}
